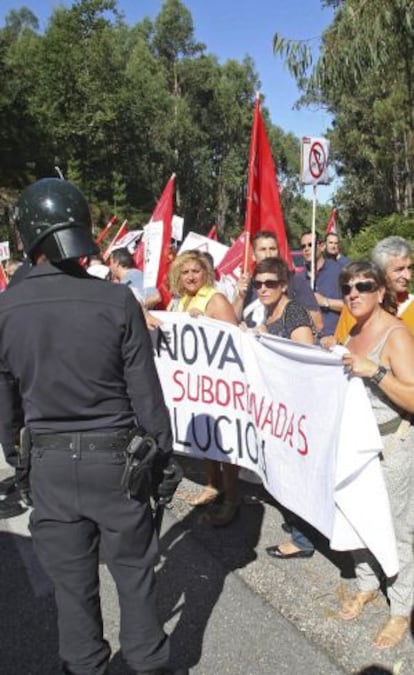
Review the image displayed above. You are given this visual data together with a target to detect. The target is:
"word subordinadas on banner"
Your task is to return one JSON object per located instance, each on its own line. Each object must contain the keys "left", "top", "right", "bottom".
{"left": 151, "top": 312, "right": 397, "bottom": 577}
{"left": 152, "top": 313, "right": 342, "bottom": 474}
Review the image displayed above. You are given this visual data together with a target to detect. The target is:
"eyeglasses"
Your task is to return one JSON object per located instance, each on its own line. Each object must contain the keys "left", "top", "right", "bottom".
{"left": 341, "top": 280, "right": 378, "bottom": 296}
{"left": 253, "top": 279, "right": 281, "bottom": 290}
{"left": 300, "top": 241, "right": 321, "bottom": 249}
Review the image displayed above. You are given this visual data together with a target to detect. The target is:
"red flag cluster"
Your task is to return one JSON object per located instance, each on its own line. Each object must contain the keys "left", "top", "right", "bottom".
{"left": 89, "top": 96, "right": 294, "bottom": 302}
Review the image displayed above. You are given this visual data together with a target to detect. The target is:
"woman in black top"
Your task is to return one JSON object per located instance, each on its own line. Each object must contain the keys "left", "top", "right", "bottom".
{"left": 251, "top": 257, "right": 317, "bottom": 560}
{"left": 253, "top": 257, "right": 313, "bottom": 343}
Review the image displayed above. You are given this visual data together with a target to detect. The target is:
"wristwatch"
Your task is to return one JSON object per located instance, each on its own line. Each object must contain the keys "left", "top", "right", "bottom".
{"left": 370, "top": 365, "right": 387, "bottom": 385}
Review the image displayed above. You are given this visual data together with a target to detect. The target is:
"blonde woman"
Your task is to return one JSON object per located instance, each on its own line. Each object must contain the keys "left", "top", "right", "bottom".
{"left": 169, "top": 250, "right": 240, "bottom": 527}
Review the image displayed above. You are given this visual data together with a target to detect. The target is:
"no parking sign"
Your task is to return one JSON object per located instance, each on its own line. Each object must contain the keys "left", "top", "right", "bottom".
{"left": 301, "top": 137, "right": 330, "bottom": 185}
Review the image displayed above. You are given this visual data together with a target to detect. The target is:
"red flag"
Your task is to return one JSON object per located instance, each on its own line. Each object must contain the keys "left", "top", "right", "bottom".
{"left": 217, "top": 232, "right": 253, "bottom": 279}
{"left": 102, "top": 220, "right": 128, "bottom": 260}
{"left": 244, "top": 97, "right": 293, "bottom": 271}
{"left": 206, "top": 225, "right": 218, "bottom": 241}
{"left": 325, "top": 209, "right": 338, "bottom": 235}
{"left": 215, "top": 233, "right": 254, "bottom": 300}
{"left": 0, "top": 263, "right": 7, "bottom": 291}
{"left": 151, "top": 174, "right": 175, "bottom": 291}
{"left": 95, "top": 215, "right": 118, "bottom": 245}
{"left": 144, "top": 174, "right": 175, "bottom": 308}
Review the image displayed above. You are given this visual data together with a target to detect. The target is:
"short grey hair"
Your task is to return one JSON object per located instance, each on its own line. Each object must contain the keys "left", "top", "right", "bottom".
{"left": 371, "top": 236, "right": 413, "bottom": 272}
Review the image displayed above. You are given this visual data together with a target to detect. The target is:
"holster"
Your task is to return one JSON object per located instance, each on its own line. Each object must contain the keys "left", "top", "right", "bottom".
{"left": 15, "top": 427, "right": 32, "bottom": 505}
{"left": 16, "top": 427, "right": 31, "bottom": 481}
{"left": 120, "top": 430, "right": 159, "bottom": 502}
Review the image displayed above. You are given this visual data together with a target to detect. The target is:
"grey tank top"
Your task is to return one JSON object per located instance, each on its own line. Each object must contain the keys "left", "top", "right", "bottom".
{"left": 347, "top": 325, "right": 411, "bottom": 437}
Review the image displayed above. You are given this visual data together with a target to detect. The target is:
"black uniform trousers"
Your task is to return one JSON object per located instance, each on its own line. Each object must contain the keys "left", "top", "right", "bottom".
{"left": 29, "top": 430, "right": 170, "bottom": 675}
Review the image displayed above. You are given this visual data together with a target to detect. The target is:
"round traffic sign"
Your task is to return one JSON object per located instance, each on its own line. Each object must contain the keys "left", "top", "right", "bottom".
{"left": 309, "top": 141, "right": 326, "bottom": 179}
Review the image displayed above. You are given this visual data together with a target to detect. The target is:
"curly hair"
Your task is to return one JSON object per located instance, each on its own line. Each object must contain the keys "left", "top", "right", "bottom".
{"left": 168, "top": 249, "right": 215, "bottom": 296}
{"left": 339, "top": 261, "right": 398, "bottom": 315}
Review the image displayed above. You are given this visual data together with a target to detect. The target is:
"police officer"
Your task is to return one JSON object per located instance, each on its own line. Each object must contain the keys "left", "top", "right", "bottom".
{"left": 0, "top": 178, "right": 186, "bottom": 675}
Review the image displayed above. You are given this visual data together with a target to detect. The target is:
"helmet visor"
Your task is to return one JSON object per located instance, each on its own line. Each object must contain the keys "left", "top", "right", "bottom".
{"left": 41, "top": 225, "right": 99, "bottom": 262}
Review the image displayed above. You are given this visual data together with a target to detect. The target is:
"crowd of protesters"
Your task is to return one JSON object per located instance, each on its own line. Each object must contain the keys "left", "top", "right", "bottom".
{"left": 159, "top": 231, "right": 414, "bottom": 650}
{"left": 1, "top": 222, "right": 414, "bottom": 653}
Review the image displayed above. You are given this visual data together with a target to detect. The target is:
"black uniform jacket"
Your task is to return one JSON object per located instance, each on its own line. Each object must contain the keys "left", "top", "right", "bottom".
{"left": 0, "top": 261, "right": 172, "bottom": 462}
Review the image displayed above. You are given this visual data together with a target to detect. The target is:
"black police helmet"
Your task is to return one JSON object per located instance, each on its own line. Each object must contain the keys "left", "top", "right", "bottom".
{"left": 13, "top": 178, "right": 99, "bottom": 262}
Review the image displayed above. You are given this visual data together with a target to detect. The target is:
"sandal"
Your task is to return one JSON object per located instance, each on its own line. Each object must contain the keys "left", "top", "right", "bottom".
{"left": 176, "top": 486, "right": 220, "bottom": 506}
{"left": 373, "top": 615, "right": 409, "bottom": 649}
{"left": 338, "top": 590, "right": 378, "bottom": 621}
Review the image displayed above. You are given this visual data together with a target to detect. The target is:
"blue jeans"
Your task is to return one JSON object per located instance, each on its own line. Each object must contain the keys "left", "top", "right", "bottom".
{"left": 291, "top": 526, "right": 315, "bottom": 552}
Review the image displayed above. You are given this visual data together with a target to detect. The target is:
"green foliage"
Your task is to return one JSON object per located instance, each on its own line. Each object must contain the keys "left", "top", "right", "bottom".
{"left": 0, "top": 0, "right": 307, "bottom": 242}
{"left": 153, "top": 0, "right": 204, "bottom": 64}
{"left": 112, "top": 170, "right": 127, "bottom": 221}
{"left": 273, "top": 0, "right": 414, "bottom": 235}
{"left": 65, "top": 159, "right": 82, "bottom": 185}
{"left": 347, "top": 213, "right": 414, "bottom": 260}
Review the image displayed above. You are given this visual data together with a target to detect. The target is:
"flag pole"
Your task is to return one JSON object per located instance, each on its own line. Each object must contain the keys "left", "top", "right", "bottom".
{"left": 102, "top": 220, "right": 128, "bottom": 260}
{"left": 96, "top": 215, "right": 118, "bottom": 246}
{"left": 310, "top": 185, "right": 317, "bottom": 290}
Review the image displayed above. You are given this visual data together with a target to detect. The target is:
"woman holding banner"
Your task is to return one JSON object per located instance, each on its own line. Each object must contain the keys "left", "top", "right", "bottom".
{"left": 246, "top": 257, "right": 318, "bottom": 560}
{"left": 168, "top": 249, "right": 240, "bottom": 527}
{"left": 337, "top": 261, "right": 414, "bottom": 650}
{"left": 251, "top": 257, "right": 314, "bottom": 344}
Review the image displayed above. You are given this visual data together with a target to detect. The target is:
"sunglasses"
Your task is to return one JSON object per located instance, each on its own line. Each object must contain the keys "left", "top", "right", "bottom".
{"left": 300, "top": 241, "right": 321, "bottom": 249}
{"left": 341, "top": 280, "right": 378, "bottom": 296}
{"left": 253, "top": 279, "right": 281, "bottom": 290}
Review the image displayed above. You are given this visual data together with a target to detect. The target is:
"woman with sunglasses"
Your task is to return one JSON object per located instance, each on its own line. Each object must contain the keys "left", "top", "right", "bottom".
{"left": 168, "top": 249, "right": 241, "bottom": 527}
{"left": 247, "top": 257, "right": 318, "bottom": 560}
{"left": 251, "top": 257, "right": 314, "bottom": 343}
{"left": 337, "top": 261, "right": 414, "bottom": 650}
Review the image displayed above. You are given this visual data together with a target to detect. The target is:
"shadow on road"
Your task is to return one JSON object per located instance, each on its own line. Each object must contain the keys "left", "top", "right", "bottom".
{"left": 0, "top": 530, "right": 59, "bottom": 675}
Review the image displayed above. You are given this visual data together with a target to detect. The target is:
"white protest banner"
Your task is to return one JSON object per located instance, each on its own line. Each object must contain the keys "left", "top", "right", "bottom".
{"left": 178, "top": 231, "right": 229, "bottom": 268}
{"left": 301, "top": 137, "right": 330, "bottom": 185}
{"left": 172, "top": 215, "right": 184, "bottom": 242}
{"left": 143, "top": 220, "right": 163, "bottom": 288}
{"left": 110, "top": 230, "right": 143, "bottom": 253}
{"left": 151, "top": 313, "right": 398, "bottom": 577}
{"left": 0, "top": 241, "right": 10, "bottom": 261}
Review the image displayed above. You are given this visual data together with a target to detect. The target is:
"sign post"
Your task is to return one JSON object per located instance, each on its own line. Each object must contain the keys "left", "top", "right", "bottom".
{"left": 310, "top": 186, "right": 317, "bottom": 289}
{"left": 300, "top": 137, "right": 330, "bottom": 288}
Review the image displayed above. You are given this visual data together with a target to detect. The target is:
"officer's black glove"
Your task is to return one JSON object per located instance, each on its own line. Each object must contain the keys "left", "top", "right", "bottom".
{"left": 154, "top": 457, "right": 183, "bottom": 504}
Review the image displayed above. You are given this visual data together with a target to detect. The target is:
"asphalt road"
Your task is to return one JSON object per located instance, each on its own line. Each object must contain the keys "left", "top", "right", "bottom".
{"left": 0, "top": 455, "right": 413, "bottom": 675}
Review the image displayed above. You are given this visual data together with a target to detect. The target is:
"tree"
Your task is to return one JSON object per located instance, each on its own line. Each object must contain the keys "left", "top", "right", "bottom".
{"left": 0, "top": 0, "right": 308, "bottom": 244}
{"left": 0, "top": 8, "right": 46, "bottom": 186}
{"left": 273, "top": 0, "right": 414, "bottom": 232}
{"left": 347, "top": 213, "right": 414, "bottom": 261}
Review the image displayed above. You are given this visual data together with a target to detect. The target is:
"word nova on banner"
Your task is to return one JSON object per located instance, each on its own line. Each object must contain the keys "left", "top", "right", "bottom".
{"left": 301, "top": 137, "right": 330, "bottom": 185}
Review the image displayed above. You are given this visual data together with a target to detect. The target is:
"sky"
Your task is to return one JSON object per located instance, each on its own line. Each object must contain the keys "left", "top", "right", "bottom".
{"left": 0, "top": 1, "right": 336, "bottom": 202}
